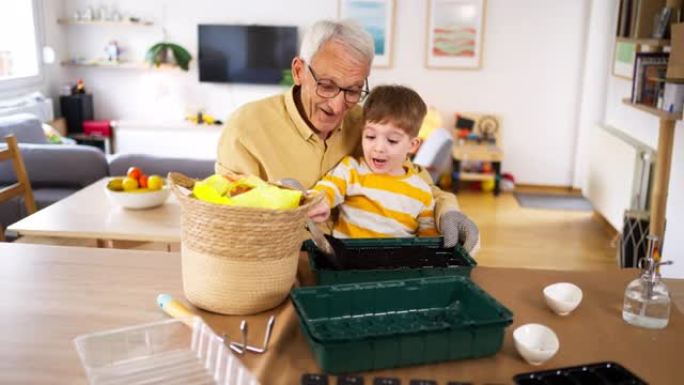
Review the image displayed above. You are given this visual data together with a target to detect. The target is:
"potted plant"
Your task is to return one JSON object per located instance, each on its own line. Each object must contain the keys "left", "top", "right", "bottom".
{"left": 145, "top": 42, "right": 192, "bottom": 71}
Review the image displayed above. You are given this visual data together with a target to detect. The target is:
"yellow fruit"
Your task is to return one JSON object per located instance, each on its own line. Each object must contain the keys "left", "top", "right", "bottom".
{"left": 148, "top": 175, "right": 164, "bottom": 190}
{"left": 107, "top": 178, "right": 124, "bottom": 191}
{"left": 122, "top": 177, "right": 139, "bottom": 191}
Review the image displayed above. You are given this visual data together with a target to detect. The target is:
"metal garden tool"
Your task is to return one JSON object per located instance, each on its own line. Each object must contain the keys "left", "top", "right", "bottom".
{"left": 278, "top": 178, "right": 343, "bottom": 269}
{"left": 229, "top": 315, "right": 276, "bottom": 354}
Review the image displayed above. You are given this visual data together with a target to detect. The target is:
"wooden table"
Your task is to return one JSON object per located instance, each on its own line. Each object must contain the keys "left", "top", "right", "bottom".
{"left": 1, "top": 243, "right": 682, "bottom": 385}
{"left": 7, "top": 178, "right": 181, "bottom": 246}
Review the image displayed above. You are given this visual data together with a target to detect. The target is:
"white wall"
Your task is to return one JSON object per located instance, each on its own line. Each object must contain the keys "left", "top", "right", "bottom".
{"left": 573, "top": 0, "right": 615, "bottom": 188}
{"left": 55, "top": 0, "right": 589, "bottom": 186}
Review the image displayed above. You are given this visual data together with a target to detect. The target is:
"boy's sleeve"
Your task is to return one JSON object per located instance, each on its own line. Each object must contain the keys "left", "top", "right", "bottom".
{"left": 417, "top": 195, "right": 439, "bottom": 237}
{"left": 312, "top": 157, "right": 352, "bottom": 209}
{"left": 406, "top": 161, "right": 460, "bottom": 220}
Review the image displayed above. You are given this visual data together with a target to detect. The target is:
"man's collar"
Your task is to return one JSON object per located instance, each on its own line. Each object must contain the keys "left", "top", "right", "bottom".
{"left": 285, "top": 86, "right": 316, "bottom": 141}
{"left": 285, "top": 86, "right": 344, "bottom": 142}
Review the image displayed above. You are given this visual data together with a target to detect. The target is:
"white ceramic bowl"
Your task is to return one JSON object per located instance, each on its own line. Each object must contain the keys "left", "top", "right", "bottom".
{"left": 106, "top": 185, "right": 170, "bottom": 209}
{"left": 543, "top": 282, "right": 583, "bottom": 316}
{"left": 513, "top": 323, "right": 559, "bottom": 366}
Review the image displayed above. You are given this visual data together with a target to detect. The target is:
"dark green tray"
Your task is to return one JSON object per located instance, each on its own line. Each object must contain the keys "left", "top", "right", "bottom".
{"left": 304, "top": 236, "right": 477, "bottom": 285}
{"left": 291, "top": 276, "right": 513, "bottom": 373}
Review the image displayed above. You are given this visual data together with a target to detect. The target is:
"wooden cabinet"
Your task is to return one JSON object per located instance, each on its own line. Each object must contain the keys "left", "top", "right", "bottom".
{"left": 450, "top": 114, "right": 503, "bottom": 196}
{"left": 451, "top": 143, "right": 503, "bottom": 195}
{"left": 112, "top": 121, "right": 221, "bottom": 159}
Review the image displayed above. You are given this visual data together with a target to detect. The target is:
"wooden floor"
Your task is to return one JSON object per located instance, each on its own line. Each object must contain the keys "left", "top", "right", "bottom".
{"left": 458, "top": 189, "right": 617, "bottom": 271}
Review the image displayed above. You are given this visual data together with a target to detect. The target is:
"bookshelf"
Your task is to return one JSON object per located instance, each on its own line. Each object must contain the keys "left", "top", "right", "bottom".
{"left": 616, "top": 0, "right": 683, "bottom": 243}
{"left": 616, "top": 37, "right": 670, "bottom": 46}
{"left": 622, "top": 97, "right": 682, "bottom": 118}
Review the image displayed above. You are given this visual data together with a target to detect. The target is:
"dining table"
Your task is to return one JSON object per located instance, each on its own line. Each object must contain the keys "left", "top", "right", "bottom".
{"left": 0, "top": 242, "right": 681, "bottom": 385}
{"left": 7, "top": 178, "right": 181, "bottom": 247}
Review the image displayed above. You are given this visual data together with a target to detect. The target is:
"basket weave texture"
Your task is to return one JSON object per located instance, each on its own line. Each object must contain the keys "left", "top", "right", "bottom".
{"left": 168, "top": 172, "right": 318, "bottom": 315}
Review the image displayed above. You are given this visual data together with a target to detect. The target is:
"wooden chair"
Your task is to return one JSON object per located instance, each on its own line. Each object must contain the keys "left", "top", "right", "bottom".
{"left": 0, "top": 135, "right": 37, "bottom": 241}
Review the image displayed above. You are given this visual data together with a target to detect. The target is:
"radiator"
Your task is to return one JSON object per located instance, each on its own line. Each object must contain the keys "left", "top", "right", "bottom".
{"left": 585, "top": 125, "right": 654, "bottom": 230}
{"left": 0, "top": 92, "right": 54, "bottom": 122}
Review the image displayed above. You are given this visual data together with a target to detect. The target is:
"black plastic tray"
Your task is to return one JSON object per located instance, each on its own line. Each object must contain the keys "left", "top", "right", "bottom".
{"left": 304, "top": 236, "right": 476, "bottom": 284}
{"left": 513, "top": 361, "right": 647, "bottom": 385}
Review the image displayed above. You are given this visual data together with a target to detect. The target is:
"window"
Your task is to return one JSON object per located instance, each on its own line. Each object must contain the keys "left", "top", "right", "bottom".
{"left": 0, "top": 0, "right": 41, "bottom": 86}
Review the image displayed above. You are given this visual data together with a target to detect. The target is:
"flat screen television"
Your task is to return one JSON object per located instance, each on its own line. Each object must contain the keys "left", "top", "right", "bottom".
{"left": 198, "top": 24, "right": 298, "bottom": 84}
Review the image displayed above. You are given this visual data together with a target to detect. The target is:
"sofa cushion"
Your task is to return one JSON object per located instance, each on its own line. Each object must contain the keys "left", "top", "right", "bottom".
{"left": 108, "top": 153, "right": 214, "bottom": 179}
{"left": 0, "top": 143, "right": 109, "bottom": 188}
{"left": 32, "top": 188, "right": 75, "bottom": 210}
{"left": 0, "top": 113, "right": 48, "bottom": 144}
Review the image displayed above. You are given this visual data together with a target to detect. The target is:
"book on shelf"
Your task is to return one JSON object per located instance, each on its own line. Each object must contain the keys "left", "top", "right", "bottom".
{"left": 641, "top": 63, "right": 667, "bottom": 106}
{"left": 632, "top": 0, "right": 667, "bottom": 38}
{"left": 617, "top": 0, "right": 633, "bottom": 37}
{"left": 631, "top": 52, "right": 669, "bottom": 104}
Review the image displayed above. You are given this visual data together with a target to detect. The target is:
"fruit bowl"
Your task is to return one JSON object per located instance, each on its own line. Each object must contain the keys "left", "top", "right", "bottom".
{"left": 106, "top": 179, "right": 170, "bottom": 210}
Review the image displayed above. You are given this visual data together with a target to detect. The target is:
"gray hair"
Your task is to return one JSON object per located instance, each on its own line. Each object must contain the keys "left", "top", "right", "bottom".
{"left": 300, "top": 19, "right": 375, "bottom": 65}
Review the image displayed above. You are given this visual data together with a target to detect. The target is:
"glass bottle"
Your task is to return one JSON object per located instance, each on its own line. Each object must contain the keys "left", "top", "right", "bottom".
{"left": 622, "top": 235, "right": 673, "bottom": 329}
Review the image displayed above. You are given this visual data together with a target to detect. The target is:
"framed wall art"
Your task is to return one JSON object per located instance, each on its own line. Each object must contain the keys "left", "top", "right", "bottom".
{"left": 339, "top": 0, "right": 395, "bottom": 67}
{"left": 426, "top": 0, "right": 486, "bottom": 69}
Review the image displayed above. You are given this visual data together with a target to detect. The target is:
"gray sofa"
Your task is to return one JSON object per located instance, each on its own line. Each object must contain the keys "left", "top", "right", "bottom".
{"left": 0, "top": 114, "right": 215, "bottom": 235}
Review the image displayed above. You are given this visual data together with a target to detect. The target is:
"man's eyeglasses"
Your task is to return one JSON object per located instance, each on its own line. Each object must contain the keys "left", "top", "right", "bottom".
{"left": 307, "top": 65, "right": 369, "bottom": 104}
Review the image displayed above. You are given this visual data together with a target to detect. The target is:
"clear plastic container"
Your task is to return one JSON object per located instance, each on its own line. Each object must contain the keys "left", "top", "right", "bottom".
{"left": 74, "top": 317, "right": 260, "bottom": 385}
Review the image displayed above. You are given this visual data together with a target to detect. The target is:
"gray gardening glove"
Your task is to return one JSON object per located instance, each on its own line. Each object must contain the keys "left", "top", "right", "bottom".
{"left": 439, "top": 211, "right": 479, "bottom": 252}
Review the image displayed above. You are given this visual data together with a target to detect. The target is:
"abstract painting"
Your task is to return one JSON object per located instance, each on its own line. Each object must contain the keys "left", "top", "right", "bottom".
{"left": 426, "top": 0, "right": 485, "bottom": 69}
{"left": 339, "top": 0, "right": 395, "bottom": 67}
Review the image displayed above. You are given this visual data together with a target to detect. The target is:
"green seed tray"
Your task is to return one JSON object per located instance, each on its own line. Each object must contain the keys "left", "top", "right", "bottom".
{"left": 303, "top": 236, "right": 477, "bottom": 285}
{"left": 291, "top": 276, "right": 513, "bottom": 373}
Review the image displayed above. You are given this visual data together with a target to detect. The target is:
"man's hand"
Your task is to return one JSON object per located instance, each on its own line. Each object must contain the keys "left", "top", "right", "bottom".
{"left": 439, "top": 211, "right": 479, "bottom": 252}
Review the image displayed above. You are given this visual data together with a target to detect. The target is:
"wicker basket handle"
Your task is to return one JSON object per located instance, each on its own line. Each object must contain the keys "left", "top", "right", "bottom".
{"left": 168, "top": 171, "right": 197, "bottom": 198}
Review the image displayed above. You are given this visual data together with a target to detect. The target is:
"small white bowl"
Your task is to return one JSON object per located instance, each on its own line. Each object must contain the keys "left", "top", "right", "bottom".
{"left": 543, "top": 282, "right": 583, "bottom": 316}
{"left": 106, "top": 186, "right": 170, "bottom": 209}
{"left": 513, "top": 323, "right": 559, "bottom": 366}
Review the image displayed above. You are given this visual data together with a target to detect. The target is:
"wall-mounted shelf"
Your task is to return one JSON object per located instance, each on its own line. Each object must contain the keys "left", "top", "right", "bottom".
{"left": 616, "top": 37, "right": 670, "bottom": 47}
{"left": 57, "top": 18, "right": 153, "bottom": 26}
{"left": 622, "top": 98, "right": 683, "bottom": 120}
{"left": 60, "top": 61, "right": 183, "bottom": 72}
{"left": 61, "top": 60, "right": 148, "bottom": 69}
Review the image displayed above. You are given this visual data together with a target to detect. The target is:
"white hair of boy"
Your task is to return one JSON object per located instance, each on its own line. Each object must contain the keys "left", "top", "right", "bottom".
{"left": 300, "top": 19, "right": 375, "bottom": 65}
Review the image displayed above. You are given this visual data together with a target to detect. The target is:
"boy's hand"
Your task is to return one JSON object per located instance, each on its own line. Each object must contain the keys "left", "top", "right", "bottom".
{"left": 439, "top": 211, "right": 479, "bottom": 252}
{"left": 308, "top": 199, "right": 331, "bottom": 223}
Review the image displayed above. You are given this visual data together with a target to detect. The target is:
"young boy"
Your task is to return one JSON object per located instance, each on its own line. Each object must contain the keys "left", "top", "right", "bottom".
{"left": 310, "top": 85, "right": 439, "bottom": 238}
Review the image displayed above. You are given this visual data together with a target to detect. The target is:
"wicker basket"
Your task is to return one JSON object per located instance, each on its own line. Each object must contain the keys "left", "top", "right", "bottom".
{"left": 168, "top": 172, "right": 319, "bottom": 315}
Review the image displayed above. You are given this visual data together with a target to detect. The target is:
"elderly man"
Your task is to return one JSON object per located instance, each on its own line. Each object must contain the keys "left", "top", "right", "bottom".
{"left": 216, "top": 19, "right": 478, "bottom": 251}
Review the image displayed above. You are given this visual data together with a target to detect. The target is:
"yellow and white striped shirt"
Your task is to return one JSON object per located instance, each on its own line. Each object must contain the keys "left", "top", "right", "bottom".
{"left": 313, "top": 156, "right": 439, "bottom": 238}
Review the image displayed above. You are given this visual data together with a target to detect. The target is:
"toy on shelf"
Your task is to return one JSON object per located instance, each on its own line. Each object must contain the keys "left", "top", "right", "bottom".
{"left": 451, "top": 112, "right": 504, "bottom": 196}
{"left": 185, "top": 110, "right": 222, "bottom": 125}
{"left": 104, "top": 41, "right": 121, "bottom": 62}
